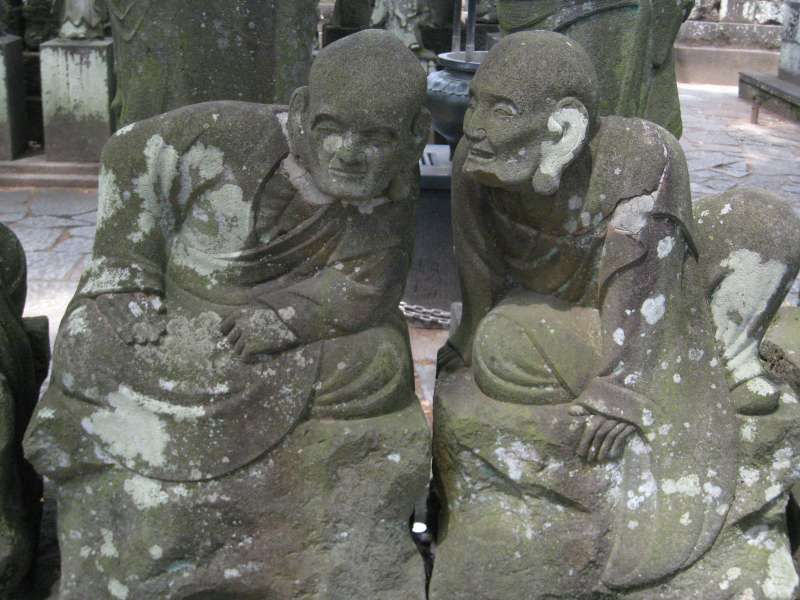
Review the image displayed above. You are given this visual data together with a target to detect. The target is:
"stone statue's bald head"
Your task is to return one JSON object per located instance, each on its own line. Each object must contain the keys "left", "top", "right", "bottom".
{"left": 289, "top": 29, "right": 430, "bottom": 202}
{"left": 476, "top": 30, "right": 598, "bottom": 123}
{"left": 309, "top": 29, "right": 427, "bottom": 128}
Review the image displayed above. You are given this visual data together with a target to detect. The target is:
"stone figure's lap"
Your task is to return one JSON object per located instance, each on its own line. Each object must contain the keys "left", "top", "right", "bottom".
{"left": 473, "top": 293, "right": 601, "bottom": 405}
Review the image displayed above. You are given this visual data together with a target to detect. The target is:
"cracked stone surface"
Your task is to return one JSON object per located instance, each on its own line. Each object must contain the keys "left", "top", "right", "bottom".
{"left": 0, "top": 85, "right": 798, "bottom": 421}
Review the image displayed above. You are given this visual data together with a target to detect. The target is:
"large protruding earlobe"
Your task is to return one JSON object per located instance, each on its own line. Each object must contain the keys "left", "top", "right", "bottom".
{"left": 411, "top": 107, "right": 432, "bottom": 161}
{"left": 532, "top": 98, "right": 590, "bottom": 196}
{"left": 287, "top": 86, "right": 310, "bottom": 156}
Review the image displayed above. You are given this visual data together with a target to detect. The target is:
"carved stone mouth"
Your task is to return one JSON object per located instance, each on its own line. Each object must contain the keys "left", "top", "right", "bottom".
{"left": 468, "top": 146, "right": 495, "bottom": 160}
{"left": 330, "top": 167, "right": 368, "bottom": 177}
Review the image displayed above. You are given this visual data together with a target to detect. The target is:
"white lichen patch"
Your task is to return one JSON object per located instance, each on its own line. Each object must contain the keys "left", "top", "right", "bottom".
{"left": 100, "top": 529, "right": 118, "bottom": 558}
{"left": 224, "top": 568, "right": 241, "bottom": 579}
{"left": 662, "top": 475, "right": 701, "bottom": 497}
{"left": 493, "top": 442, "right": 541, "bottom": 482}
{"left": 747, "top": 377, "right": 776, "bottom": 397}
{"left": 124, "top": 476, "right": 169, "bottom": 510}
{"left": 65, "top": 306, "right": 90, "bottom": 337}
{"left": 278, "top": 307, "right": 296, "bottom": 321}
{"left": 96, "top": 167, "right": 123, "bottom": 230}
{"left": 613, "top": 328, "right": 625, "bottom": 346}
{"left": 387, "top": 453, "right": 401, "bottom": 464}
{"left": 710, "top": 249, "right": 787, "bottom": 385}
{"left": 611, "top": 192, "right": 656, "bottom": 237}
{"left": 108, "top": 578, "right": 129, "bottom": 599}
{"left": 38, "top": 407, "right": 56, "bottom": 420}
{"left": 149, "top": 545, "right": 163, "bottom": 560}
{"left": 640, "top": 295, "right": 666, "bottom": 325}
{"left": 763, "top": 549, "right": 799, "bottom": 599}
{"left": 720, "top": 203, "right": 732, "bottom": 216}
{"left": 82, "top": 386, "right": 171, "bottom": 468}
{"left": 178, "top": 143, "right": 225, "bottom": 206}
{"left": 740, "top": 467, "right": 761, "bottom": 487}
{"left": 657, "top": 236, "right": 675, "bottom": 259}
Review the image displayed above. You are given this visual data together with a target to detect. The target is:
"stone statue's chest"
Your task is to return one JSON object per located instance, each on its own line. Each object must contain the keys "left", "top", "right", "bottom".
{"left": 489, "top": 201, "right": 606, "bottom": 305}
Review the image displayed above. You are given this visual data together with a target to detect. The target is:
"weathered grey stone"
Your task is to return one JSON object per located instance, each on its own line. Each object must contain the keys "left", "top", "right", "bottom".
{"left": 496, "top": 0, "right": 691, "bottom": 137}
{"left": 431, "top": 31, "right": 800, "bottom": 599}
{"left": 0, "top": 223, "right": 50, "bottom": 598}
{"left": 0, "top": 34, "right": 26, "bottom": 160}
{"left": 762, "top": 306, "right": 800, "bottom": 390}
{"left": 40, "top": 38, "right": 115, "bottom": 162}
{"left": 24, "top": 30, "right": 432, "bottom": 599}
{"left": 780, "top": 0, "right": 800, "bottom": 83}
{"left": 59, "top": 0, "right": 107, "bottom": 39}
{"left": 722, "top": 0, "right": 784, "bottom": 24}
{"left": 107, "top": 0, "right": 319, "bottom": 128}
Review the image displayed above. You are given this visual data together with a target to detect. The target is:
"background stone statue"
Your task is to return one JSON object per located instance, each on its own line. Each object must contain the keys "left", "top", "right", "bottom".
{"left": 106, "top": 0, "right": 319, "bottom": 128}
{"left": 496, "top": 0, "right": 693, "bottom": 137}
{"left": 0, "top": 224, "right": 49, "bottom": 597}
{"left": 24, "top": 30, "right": 432, "bottom": 599}
{"left": 430, "top": 31, "right": 800, "bottom": 599}
{"left": 58, "top": 0, "right": 107, "bottom": 39}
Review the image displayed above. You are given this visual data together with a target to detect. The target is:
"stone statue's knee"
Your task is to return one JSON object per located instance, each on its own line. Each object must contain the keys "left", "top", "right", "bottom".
{"left": 313, "top": 325, "right": 414, "bottom": 419}
{"left": 473, "top": 311, "right": 568, "bottom": 405}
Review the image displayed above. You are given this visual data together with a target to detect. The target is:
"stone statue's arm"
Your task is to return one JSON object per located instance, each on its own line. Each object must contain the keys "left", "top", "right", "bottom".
{"left": 441, "top": 139, "right": 506, "bottom": 372}
{"left": 576, "top": 202, "right": 691, "bottom": 434}
{"left": 222, "top": 202, "right": 415, "bottom": 362}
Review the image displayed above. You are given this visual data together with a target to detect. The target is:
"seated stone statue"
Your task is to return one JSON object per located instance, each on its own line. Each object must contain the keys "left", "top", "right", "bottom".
{"left": 25, "top": 30, "right": 432, "bottom": 599}
{"left": 0, "top": 224, "right": 49, "bottom": 597}
{"left": 431, "top": 31, "right": 800, "bottom": 599}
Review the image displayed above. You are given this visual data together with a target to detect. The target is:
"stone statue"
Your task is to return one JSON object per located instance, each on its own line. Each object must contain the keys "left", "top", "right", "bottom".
{"left": 496, "top": 0, "right": 693, "bottom": 137}
{"left": 24, "top": 30, "right": 432, "bottom": 599}
{"left": 371, "top": 0, "right": 432, "bottom": 56}
{"left": 105, "top": 0, "right": 319, "bottom": 127}
{"left": 0, "top": 224, "right": 49, "bottom": 597}
{"left": 59, "top": 0, "right": 107, "bottom": 39}
{"left": 431, "top": 31, "right": 800, "bottom": 599}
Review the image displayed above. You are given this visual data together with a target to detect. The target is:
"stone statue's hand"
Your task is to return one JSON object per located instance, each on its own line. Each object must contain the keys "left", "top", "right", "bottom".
{"left": 437, "top": 343, "right": 465, "bottom": 375}
{"left": 95, "top": 293, "right": 166, "bottom": 346}
{"left": 220, "top": 307, "right": 298, "bottom": 363}
{"left": 571, "top": 405, "right": 637, "bottom": 463}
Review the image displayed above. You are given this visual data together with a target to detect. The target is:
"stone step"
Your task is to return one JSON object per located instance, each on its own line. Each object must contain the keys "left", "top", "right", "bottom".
{"left": 0, "top": 157, "right": 99, "bottom": 176}
{"left": 0, "top": 172, "right": 98, "bottom": 189}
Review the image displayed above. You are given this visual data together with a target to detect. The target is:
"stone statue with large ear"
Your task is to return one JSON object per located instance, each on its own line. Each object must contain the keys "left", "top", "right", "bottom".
{"left": 24, "top": 29, "right": 432, "bottom": 599}
{"left": 431, "top": 30, "right": 800, "bottom": 599}
{"left": 0, "top": 223, "right": 49, "bottom": 598}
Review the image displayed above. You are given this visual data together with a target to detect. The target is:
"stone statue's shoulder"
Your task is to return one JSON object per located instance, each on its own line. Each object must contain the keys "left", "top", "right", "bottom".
{"left": 591, "top": 116, "right": 688, "bottom": 212}
{"left": 102, "top": 101, "right": 289, "bottom": 177}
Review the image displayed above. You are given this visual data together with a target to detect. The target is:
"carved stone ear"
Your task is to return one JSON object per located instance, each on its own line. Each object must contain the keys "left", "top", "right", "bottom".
{"left": 532, "top": 99, "right": 590, "bottom": 196}
{"left": 287, "top": 86, "right": 310, "bottom": 155}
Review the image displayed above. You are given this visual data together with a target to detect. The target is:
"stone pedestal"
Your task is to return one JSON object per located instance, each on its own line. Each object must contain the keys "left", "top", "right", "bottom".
{"left": 0, "top": 34, "right": 27, "bottom": 161}
{"left": 40, "top": 38, "right": 114, "bottom": 163}
{"left": 780, "top": 0, "right": 800, "bottom": 83}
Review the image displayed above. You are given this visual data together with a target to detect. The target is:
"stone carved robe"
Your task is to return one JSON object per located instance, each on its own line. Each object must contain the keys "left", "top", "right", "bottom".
{"left": 443, "top": 117, "right": 738, "bottom": 590}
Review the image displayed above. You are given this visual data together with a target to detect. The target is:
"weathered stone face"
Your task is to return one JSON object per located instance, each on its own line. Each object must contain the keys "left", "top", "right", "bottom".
{"left": 290, "top": 29, "right": 430, "bottom": 202}
{"left": 461, "top": 32, "right": 596, "bottom": 189}
{"left": 24, "top": 29, "right": 431, "bottom": 598}
{"left": 432, "top": 30, "right": 800, "bottom": 599}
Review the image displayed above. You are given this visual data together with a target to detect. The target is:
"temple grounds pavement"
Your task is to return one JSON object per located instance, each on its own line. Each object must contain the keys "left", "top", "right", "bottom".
{"left": 2, "top": 84, "right": 800, "bottom": 421}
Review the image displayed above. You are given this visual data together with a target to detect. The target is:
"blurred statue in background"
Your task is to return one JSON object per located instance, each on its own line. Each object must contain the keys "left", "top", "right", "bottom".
{"left": 0, "top": 224, "right": 49, "bottom": 598}
{"left": 59, "top": 0, "right": 107, "bottom": 39}
{"left": 496, "top": 0, "right": 693, "bottom": 136}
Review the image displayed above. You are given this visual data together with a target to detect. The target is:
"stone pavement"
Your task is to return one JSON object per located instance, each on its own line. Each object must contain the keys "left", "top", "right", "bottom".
{"left": 1, "top": 84, "right": 800, "bottom": 421}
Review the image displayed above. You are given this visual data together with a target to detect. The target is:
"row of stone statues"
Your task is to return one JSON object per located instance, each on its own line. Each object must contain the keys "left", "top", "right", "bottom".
{"left": 2, "top": 26, "right": 800, "bottom": 599}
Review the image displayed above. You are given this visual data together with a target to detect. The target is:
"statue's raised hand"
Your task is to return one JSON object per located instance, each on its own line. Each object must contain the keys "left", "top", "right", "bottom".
{"left": 569, "top": 404, "right": 637, "bottom": 463}
{"left": 220, "top": 307, "right": 297, "bottom": 363}
{"left": 95, "top": 293, "right": 166, "bottom": 345}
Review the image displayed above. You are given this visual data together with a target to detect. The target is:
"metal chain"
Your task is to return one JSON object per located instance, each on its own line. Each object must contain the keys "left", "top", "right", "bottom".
{"left": 399, "top": 302, "right": 452, "bottom": 328}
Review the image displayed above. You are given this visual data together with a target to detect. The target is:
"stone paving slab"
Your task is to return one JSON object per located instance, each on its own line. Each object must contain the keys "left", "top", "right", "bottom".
{"left": 1, "top": 84, "right": 799, "bottom": 415}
